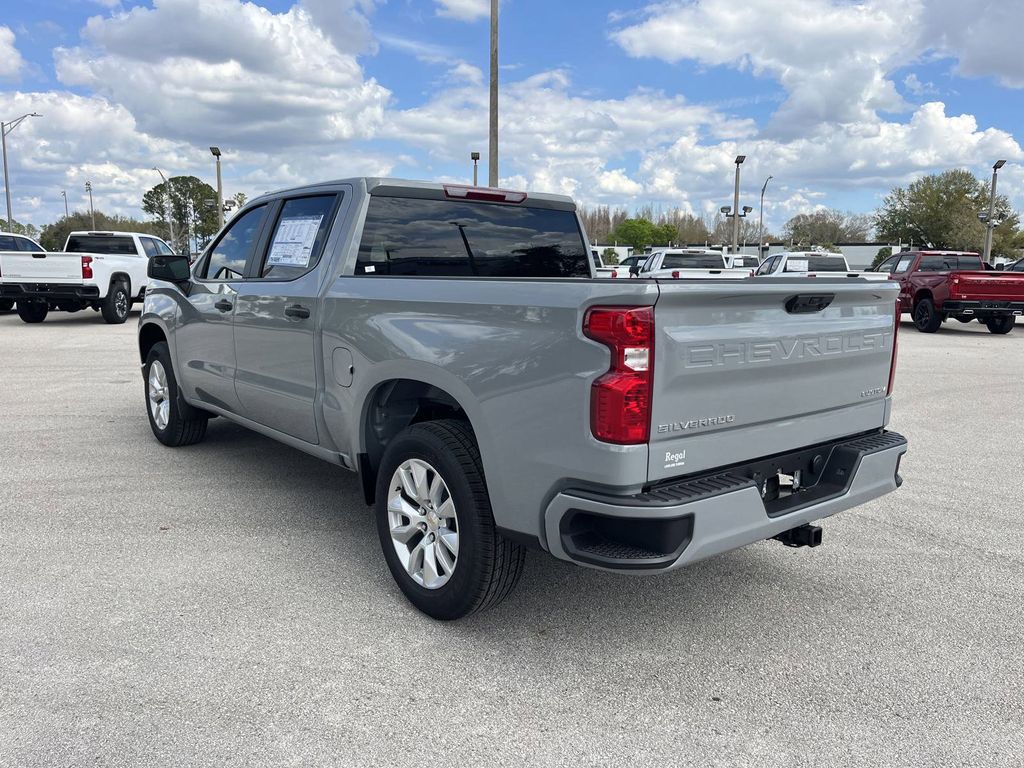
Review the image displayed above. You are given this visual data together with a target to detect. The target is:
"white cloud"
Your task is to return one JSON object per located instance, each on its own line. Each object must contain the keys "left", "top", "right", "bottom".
{"left": 0, "top": 26, "right": 25, "bottom": 79}
{"left": 54, "top": 0, "right": 390, "bottom": 152}
{"left": 435, "top": 0, "right": 490, "bottom": 22}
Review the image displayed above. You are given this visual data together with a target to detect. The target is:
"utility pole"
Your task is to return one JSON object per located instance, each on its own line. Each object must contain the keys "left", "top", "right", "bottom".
{"left": 731, "top": 155, "right": 745, "bottom": 254}
{"left": 758, "top": 175, "right": 773, "bottom": 259}
{"left": 210, "top": 146, "right": 224, "bottom": 231}
{"left": 85, "top": 181, "right": 95, "bottom": 229}
{"left": 488, "top": 0, "right": 499, "bottom": 187}
{"left": 2, "top": 112, "right": 41, "bottom": 231}
{"left": 152, "top": 168, "right": 177, "bottom": 249}
{"left": 978, "top": 158, "right": 1003, "bottom": 264}
{"left": 61, "top": 189, "right": 69, "bottom": 217}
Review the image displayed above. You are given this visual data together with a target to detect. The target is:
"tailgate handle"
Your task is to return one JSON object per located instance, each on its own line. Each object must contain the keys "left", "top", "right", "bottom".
{"left": 785, "top": 294, "right": 834, "bottom": 314}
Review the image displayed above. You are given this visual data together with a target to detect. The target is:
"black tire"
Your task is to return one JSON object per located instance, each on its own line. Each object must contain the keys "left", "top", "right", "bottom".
{"left": 375, "top": 419, "right": 525, "bottom": 620}
{"left": 912, "top": 298, "right": 942, "bottom": 333}
{"left": 985, "top": 316, "right": 1015, "bottom": 335}
{"left": 0, "top": 299, "right": 13, "bottom": 312}
{"left": 101, "top": 280, "right": 131, "bottom": 324}
{"left": 16, "top": 300, "right": 48, "bottom": 324}
{"left": 143, "top": 341, "right": 208, "bottom": 447}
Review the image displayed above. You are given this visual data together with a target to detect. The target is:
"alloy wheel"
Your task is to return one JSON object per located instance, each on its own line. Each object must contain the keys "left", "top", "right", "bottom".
{"left": 387, "top": 458, "right": 459, "bottom": 589}
{"left": 148, "top": 360, "right": 170, "bottom": 430}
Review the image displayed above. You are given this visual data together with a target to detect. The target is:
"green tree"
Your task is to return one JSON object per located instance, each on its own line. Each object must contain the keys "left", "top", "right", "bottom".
{"left": 0, "top": 218, "right": 41, "bottom": 240}
{"left": 654, "top": 222, "right": 678, "bottom": 246}
{"left": 142, "top": 175, "right": 219, "bottom": 252}
{"left": 39, "top": 211, "right": 165, "bottom": 251}
{"left": 874, "top": 169, "right": 1020, "bottom": 257}
{"left": 871, "top": 246, "right": 895, "bottom": 269}
{"left": 783, "top": 209, "right": 872, "bottom": 245}
{"left": 612, "top": 218, "right": 658, "bottom": 251}
{"left": 601, "top": 247, "right": 619, "bottom": 265}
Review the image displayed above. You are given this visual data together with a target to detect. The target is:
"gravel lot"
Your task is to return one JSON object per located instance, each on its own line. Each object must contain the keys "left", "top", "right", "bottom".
{"left": 1, "top": 308, "right": 1021, "bottom": 767}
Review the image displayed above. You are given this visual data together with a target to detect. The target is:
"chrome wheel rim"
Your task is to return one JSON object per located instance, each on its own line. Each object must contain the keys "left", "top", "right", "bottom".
{"left": 148, "top": 360, "right": 170, "bottom": 430}
{"left": 387, "top": 459, "right": 459, "bottom": 589}
{"left": 115, "top": 291, "right": 128, "bottom": 317}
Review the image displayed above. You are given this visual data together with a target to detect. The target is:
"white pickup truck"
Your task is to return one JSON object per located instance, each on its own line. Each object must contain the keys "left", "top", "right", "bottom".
{"left": 0, "top": 233, "right": 46, "bottom": 312}
{"left": 0, "top": 230, "right": 175, "bottom": 324}
{"left": 755, "top": 251, "right": 889, "bottom": 280}
{"left": 637, "top": 249, "right": 752, "bottom": 280}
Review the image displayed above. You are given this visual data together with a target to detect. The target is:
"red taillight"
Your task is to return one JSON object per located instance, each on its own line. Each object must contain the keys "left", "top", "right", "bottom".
{"left": 443, "top": 184, "right": 527, "bottom": 204}
{"left": 583, "top": 306, "right": 654, "bottom": 444}
{"left": 888, "top": 299, "right": 900, "bottom": 395}
{"left": 81, "top": 256, "right": 93, "bottom": 279}
{"left": 610, "top": 270, "right": 618, "bottom": 278}
{"left": 671, "top": 270, "right": 680, "bottom": 279}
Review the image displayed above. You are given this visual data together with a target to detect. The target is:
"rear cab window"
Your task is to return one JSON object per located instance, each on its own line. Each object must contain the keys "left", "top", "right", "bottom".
{"left": 66, "top": 235, "right": 138, "bottom": 255}
{"left": 356, "top": 196, "right": 590, "bottom": 278}
{"left": 785, "top": 255, "right": 846, "bottom": 272}
{"left": 661, "top": 254, "right": 726, "bottom": 269}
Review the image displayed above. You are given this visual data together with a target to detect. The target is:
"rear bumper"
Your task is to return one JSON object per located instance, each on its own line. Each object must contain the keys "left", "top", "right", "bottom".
{"left": 544, "top": 430, "right": 907, "bottom": 572}
{"left": 0, "top": 283, "right": 99, "bottom": 301}
{"left": 942, "top": 299, "right": 1024, "bottom": 317}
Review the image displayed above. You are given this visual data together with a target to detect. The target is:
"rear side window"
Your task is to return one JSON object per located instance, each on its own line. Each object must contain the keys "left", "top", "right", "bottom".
{"left": 202, "top": 205, "right": 266, "bottom": 280}
{"left": 259, "top": 195, "right": 337, "bottom": 280}
{"left": 356, "top": 197, "right": 589, "bottom": 278}
{"left": 140, "top": 238, "right": 160, "bottom": 257}
{"left": 66, "top": 235, "right": 137, "bottom": 255}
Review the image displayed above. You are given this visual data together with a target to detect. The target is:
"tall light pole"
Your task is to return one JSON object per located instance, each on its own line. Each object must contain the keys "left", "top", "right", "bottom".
{"left": 758, "top": 175, "right": 773, "bottom": 259}
{"left": 488, "top": 0, "right": 499, "bottom": 187}
{"left": 978, "top": 158, "right": 1003, "bottom": 264}
{"left": 60, "top": 189, "right": 69, "bottom": 218}
{"left": 152, "top": 167, "right": 178, "bottom": 248}
{"left": 210, "top": 146, "right": 224, "bottom": 231}
{"left": 2, "top": 112, "right": 41, "bottom": 231}
{"left": 731, "top": 155, "right": 745, "bottom": 254}
{"left": 471, "top": 151, "right": 480, "bottom": 186}
{"left": 85, "top": 181, "right": 95, "bottom": 229}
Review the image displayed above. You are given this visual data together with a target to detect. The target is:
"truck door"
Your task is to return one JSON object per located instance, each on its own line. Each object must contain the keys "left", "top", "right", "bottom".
{"left": 232, "top": 193, "right": 343, "bottom": 445}
{"left": 175, "top": 204, "right": 269, "bottom": 414}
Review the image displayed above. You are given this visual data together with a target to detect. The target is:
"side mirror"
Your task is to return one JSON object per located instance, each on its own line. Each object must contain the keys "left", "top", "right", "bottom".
{"left": 629, "top": 264, "right": 641, "bottom": 277}
{"left": 995, "top": 263, "right": 1005, "bottom": 270}
{"left": 148, "top": 254, "right": 192, "bottom": 284}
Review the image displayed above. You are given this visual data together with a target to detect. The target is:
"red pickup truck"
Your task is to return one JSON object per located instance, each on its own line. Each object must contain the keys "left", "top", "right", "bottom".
{"left": 874, "top": 250, "right": 1024, "bottom": 334}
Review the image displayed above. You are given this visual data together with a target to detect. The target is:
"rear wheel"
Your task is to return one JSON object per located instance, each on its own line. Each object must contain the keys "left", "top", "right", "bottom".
{"left": 913, "top": 298, "right": 942, "bottom": 333}
{"left": 144, "top": 342, "right": 208, "bottom": 446}
{"left": 101, "top": 281, "right": 131, "bottom": 324}
{"left": 375, "top": 419, "right": 525, "bottom": 620}
{"left": 985, "top": 316, "right": 1015, "bottom": 335}
{"left": 16, "top": 300, "right": 48, "bottom": 324}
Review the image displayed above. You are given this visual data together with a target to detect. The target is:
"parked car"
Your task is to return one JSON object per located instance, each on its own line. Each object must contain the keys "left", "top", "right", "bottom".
{"left": 0, "top": 230, "right": 175, "bottom": 324}
{"left": 0, "top": 232, "right": 46, "bottom": 312}
{"left": 635, "top": 249, "right": 751, "bottom": 279}
{"left": 875, "top": 250, "right": 1024, "bottom": 333}
{"left": 139, "top": 178, "right": 907, "bottom": 620}
{"left": 756, "top": 251, "right": 889, "bottom": 280}
{"left": 1000, "top": 258, "right": 1024, "bottom": 272}
{"left": 606, "top": 254, "right": 645, "bottom": 278}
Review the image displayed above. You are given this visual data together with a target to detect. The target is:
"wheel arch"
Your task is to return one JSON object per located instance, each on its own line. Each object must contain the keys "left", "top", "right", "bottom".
{"left": 109, "top": 271, "right": 132, "bottom": 296}
{"left": 138, "top": 321, "right": 167, "bottom": 363}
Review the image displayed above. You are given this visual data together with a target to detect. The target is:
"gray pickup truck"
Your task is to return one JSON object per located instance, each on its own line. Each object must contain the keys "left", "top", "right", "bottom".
{"left": 138, "top": 178, "right": 907, "bottom": 619}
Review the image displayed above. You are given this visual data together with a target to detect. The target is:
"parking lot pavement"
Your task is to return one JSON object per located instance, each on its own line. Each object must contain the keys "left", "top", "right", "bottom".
{"left": 0, "top": 309, "right": 1021, "bottom": 767}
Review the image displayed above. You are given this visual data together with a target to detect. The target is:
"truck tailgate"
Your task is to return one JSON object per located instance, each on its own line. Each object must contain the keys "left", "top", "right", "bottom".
{"left": 0, "top": 252, "right": 83, "bottom": 282}
{"left": 951, "top": 271, "right": 1024, "bottom": 302}
{"left": 649, "top": 278, "right": 898, "bottom": 482}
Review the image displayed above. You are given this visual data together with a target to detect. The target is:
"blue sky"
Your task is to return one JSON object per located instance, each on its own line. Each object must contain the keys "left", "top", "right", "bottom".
{"left": 1, "top": 0, "right": 1022, "bottom": 232}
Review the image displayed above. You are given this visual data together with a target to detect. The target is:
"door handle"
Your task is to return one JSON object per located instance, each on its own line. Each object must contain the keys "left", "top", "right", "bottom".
{"left": 214, "top": 299, "right": 233, "bottom": 312}
{"left": 285, "top": 304, "right": 311, "bottom": 319}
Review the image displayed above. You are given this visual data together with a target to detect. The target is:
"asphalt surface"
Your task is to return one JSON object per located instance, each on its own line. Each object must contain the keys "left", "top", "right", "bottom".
{"left": 1, "top": 308, "right": 1021, "bottom": 767}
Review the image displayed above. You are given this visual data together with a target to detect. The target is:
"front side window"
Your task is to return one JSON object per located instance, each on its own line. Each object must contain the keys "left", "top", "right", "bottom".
{"left": 356, "top": 196, "right": 590, "bottom": 278}
{"left": 1010, "top": 260, "right": 1024, "bottom": 272}
{"left": 755, "top": 257, "right": 774, "bottom": 276}
{"left": 154, "top": 239, "right": 175, "bottom": 256}
{"left": 202, "top": 205, "right": 266, "bottom": 280}
{"left": 259, "top": 195, "right": 337, "bottom": 280}
{"left": 0, "top": 235, "right": 17, "bottom": 250}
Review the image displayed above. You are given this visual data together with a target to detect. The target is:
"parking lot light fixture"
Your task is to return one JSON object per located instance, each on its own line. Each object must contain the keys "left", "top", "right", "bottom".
{"left": 2, "top": 112, "right": 42, "bottom": 231}
{"left": 210, "top": 146, "right": 223, "bottom": 231}
{"left": 759, "top": 175, "right": 773, "bottom": 257}
{"left": 983, "top": 160, "right": 1007, "bottom": 265}
{"left": 732, "top": 155, "right": 746, "bottom": 254}
{"left": 471, "top": 151, "right": 481, "bottom": 186}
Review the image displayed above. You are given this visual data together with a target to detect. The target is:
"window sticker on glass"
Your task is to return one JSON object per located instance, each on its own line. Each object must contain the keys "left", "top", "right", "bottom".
{"left": 786, "top": 259, "right": 809, "bottom": 272}
{"left": 267, "top": 215, "right": 323, "bottom": 267}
